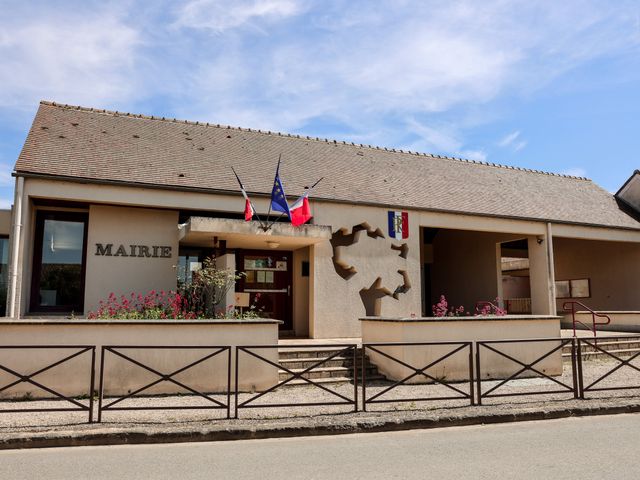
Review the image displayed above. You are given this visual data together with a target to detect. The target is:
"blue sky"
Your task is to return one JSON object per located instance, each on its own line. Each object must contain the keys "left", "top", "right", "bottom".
{"left": 0, "top": 0, "right": 639, "bottom": 208}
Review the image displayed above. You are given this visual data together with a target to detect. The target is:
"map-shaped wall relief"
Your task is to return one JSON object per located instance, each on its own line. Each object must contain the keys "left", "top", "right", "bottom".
{"left": 330, "top": 222, "right": 411, "bottom": 316}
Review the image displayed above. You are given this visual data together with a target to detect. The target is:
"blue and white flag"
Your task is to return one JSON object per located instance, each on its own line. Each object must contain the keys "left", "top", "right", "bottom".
{"left": 270, "top": 163, "right": 290, "bottom": 218}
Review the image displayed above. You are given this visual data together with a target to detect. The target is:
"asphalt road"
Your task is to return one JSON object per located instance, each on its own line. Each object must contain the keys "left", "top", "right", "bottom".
{"left": 2, "top": 414, "right": 640, "bottom": 479}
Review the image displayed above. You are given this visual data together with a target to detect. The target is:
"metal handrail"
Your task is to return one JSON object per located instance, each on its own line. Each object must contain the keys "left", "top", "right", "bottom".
{"left": 563, "top": 301, "right": 611, "bottom": 339}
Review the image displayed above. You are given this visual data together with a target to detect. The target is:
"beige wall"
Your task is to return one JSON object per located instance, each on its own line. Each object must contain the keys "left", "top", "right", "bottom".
{"left": 361, "top": 316, "right": 562, "bottom": 382}
{"left": 563, "top": 311, "right": 640, "bottom": 332}
{"left": 553, "top": 237, "right": 640, "bottom": 312}
{"left": 84, "top": 205, "right": 179, "bottom": 313}
{"left": 292, "top": 247, "right": 310, "bottom": 337}
{"left": 11, "top": 177, "right": 640, "bottom": 335}
{"left": 0, "top": 320, "right": 279, "bottom": 398}
{"left": 311, "top": 203, "right": 421, "bottom": 338}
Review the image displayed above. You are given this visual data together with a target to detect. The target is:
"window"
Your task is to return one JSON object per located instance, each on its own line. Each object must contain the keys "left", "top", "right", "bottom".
{"left": 555, "top": 278, "right": 591, "bottom": 299}
{"left": 30, "top": 211, "right": 88, "bottom": 313}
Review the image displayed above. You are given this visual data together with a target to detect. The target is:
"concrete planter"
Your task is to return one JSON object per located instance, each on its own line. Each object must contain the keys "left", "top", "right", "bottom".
{"left": 0, "top": 318, "right": 280, "bottom": 399}
{"left": 360, "top": 315, "right": 562, "bottom": 382}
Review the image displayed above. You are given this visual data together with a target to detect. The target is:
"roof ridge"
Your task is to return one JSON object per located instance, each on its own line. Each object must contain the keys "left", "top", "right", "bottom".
{"left": 39, "top": 100, "right": 592, "bottom": 181}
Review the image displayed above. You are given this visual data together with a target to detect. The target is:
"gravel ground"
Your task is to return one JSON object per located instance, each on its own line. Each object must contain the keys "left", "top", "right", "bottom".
{"left": 1, "top": 356, "right": 639, "bottom": 437}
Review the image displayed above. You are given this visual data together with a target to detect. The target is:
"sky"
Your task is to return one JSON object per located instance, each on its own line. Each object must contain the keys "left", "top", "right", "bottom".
{"left": 0, "top": 0, "right": 639, "bottom": 208}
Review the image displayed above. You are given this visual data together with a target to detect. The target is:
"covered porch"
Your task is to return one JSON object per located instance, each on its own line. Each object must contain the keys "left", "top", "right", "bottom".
{"left": 178, "top": 217, "right": 332, "bottom": 337}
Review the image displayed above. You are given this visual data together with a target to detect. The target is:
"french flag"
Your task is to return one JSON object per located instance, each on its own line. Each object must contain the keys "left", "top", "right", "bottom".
{"left": 388, "top": 211, "right": 408, "bottom": 239}
{"left": 241, "top": 188, "right": 255, "bottom": 221}
{"left": 290, "top": 191, "right": 312, "bottom": 226}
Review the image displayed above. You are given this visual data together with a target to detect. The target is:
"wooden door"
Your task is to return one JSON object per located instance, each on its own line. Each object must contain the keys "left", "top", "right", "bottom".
{"left": 236, "top": 250, "right": 293, "bottom": 331}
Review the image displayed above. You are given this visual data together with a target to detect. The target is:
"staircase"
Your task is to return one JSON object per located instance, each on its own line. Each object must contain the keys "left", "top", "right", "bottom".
{"left": 562, "top": 336, "right": 640, "bottom": 361}
{"left": 278, "top": 347, "right": 384, "bottom": 386}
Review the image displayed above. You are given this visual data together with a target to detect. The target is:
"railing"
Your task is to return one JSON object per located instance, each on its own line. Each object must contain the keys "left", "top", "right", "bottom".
{"left": 563, "top": 301, "right": 611, "bottom": 338}
{"left": 97, "top": 346, "right": 232, "bottom": 422}
{"left": 3, "top": 338, "right": 640, "bottom": 424}
{"left": 235, "top": 344, "right": 358, "bottom": 418}
{"left": 362, "top": 342, "right": 474, "bottom": 409}
{"left": 577, "top": 336, "right": 640, "bottom": 398}
{"left": 504, "top": 298, "right": 532, "bottom": 314}
{"left": 476, "top": 338, "right": 578, "bottom": 404}
{"left": 0, "top": 346, "right": 96, "bottom": 423}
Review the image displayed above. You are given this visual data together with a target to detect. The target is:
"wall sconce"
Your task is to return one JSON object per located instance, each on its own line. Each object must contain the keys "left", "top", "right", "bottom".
{"left": 536, "top": 236, "right": 544, "bottom": 245}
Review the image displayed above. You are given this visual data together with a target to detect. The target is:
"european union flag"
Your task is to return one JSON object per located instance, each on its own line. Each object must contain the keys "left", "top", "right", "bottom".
{"left": 270, "top": 168, "right": 291, "bottom": 218}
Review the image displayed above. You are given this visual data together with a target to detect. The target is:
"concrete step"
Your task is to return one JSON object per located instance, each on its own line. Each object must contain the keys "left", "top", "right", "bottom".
{"left": 561, "top": 339, "right": 640, "bottom": 356}
{"left": 278, "top": 348, "right": 355, "bottom": 360}
{"left": 278, "top": 347, "right": 384, "bottom": 386}
{"left": 563, "top": 347, "right": 640, "bottom": 360}
{"left": 278, "top": 365, "right": 379, "bottom": 381}
{"left": 279, "top": 356, "right": 370, "bottom": 369}
{"left": 280, "top": 374, "right": 387, "bottom": 387}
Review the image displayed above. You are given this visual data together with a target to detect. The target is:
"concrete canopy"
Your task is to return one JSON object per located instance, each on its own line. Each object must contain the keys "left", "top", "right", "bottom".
{"left": 179, "top": 217, "right": 332, "bottom": 250}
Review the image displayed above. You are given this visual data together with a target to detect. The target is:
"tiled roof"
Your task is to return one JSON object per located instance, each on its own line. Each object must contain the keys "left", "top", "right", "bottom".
{"left": 14, "top": 101, "right": 640, "bottom": 230}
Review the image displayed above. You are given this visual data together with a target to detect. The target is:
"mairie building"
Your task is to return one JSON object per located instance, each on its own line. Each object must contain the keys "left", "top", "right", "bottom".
{"left": 2, "top": 101, "right": 640, "bottom": 338}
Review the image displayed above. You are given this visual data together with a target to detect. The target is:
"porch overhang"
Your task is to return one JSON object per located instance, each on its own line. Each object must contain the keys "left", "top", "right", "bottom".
{"left": 179, "top": 217, "right": 332, "bottom": 249}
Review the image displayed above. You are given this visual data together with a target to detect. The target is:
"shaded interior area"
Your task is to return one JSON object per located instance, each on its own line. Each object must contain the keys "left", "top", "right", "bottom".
{"left": 421, "top": 227, "right": 545, "bottom": 315}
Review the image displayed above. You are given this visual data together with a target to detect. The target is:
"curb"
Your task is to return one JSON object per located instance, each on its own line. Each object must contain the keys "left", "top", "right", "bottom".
{"left": 3, "top": 402, "right": 640, "bottom": 450}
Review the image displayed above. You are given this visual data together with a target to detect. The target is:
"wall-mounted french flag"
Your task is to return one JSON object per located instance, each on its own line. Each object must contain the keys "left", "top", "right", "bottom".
{"left": 388, "top": 211, "right": 409, "bottom": 239}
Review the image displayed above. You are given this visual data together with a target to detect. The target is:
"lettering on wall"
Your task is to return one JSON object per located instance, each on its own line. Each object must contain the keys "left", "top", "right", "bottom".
{"left": 95, "top": 243, "right": 172, "bottom": 258}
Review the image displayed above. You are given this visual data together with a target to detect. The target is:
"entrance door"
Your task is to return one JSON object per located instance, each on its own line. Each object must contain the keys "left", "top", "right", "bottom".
{"left": 30, "top": 210, "right": 88, "bottom": 313}
{"left": 236, "top": 250, "right": 293, "bottom": 331}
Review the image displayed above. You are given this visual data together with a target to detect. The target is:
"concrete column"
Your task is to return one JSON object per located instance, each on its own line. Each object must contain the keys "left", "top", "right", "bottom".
{"left": 528, "top": 234, "right": 555, "bottom": 315}
{"left": 216, "top": 253, "right": 236, "bottom": 314}
{"left": 546, "top": 222, "right": 557, "bottom": 312}
{"left": 308, "top": 244, "right": 316, "bottom": 338}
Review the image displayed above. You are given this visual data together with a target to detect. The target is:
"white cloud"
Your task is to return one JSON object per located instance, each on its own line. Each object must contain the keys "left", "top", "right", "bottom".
{"left": 498, "top": 130, "right": 527, "bottom": 152}
{"left": 0, "top": 6, "right": 141, "bottom": 110}
{"left": 498, "top": 131, "right": 521, "bottom": 148}
{"left": 174, "top": 0, "right": 302, "bottom": 32}
{"left": 175, "top": 0, "right": 640, "bottom": 155}
{"left": 402, "top": 119, "right": 486, "bottom": 161}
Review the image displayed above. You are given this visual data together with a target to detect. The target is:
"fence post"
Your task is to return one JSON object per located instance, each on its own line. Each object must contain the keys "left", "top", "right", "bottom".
{"left": 88, "top": 346, "right": 96, "bottom": 423}
{"left": 475, "top": 343, "right": 482, "bottom": 406}
{"left": 361, "top": 345, "right": 367, "bottom": 412}
{"left": 353, "top": 346, "right": 358, "bottom": 412}
{"left": 226, "top": 347, "right": 232, "bottom": 419}
{"left": 97, "top": 346, "right": 106, "bottom": 423}
{"left": 570, "top": 338, "right": 578, "bottom": 399}
{"left": 468, "top": 343, "right": 475, "bottom": 406}
{"left": 234, "top": 347, "right": 240, "bottom": 419}
{"left": 577, "top": 339, "right": 584, "bottom": 399}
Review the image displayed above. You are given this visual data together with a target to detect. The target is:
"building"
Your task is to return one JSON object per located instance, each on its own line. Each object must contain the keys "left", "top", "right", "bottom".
{"left": 4, "top": 101, "right": 640, "bottom": 337}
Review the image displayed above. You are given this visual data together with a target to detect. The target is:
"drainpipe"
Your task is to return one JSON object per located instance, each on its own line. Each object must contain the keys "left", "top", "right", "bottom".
{"left": 546, "top": 222, "right": 556, "bottom": 315}
{"left": 8, "top": 176, "right": 24, "bottom": 318}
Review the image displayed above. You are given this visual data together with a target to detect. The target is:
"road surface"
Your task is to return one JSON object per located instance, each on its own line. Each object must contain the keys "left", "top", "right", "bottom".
{"left": 2, "top": 414, "right": 640, "bottom": 479}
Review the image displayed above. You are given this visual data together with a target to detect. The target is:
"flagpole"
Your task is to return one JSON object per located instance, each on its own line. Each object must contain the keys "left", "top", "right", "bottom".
{"left": 265, "top": 153, "right": 282, "bottom": 229}
{"left": 230, "top": 166, "right": 266, "bottom": 229}
{"left": 265, "top": 176, "right": 324, "bottom": 230}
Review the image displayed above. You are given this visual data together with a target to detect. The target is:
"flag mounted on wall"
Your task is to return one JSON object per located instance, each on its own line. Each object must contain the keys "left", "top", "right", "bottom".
{"left": 290, "top": 191, "right": 312, "bottom": 226}
{"left": 388, "top": 211, "right": 409, "bottom": 239}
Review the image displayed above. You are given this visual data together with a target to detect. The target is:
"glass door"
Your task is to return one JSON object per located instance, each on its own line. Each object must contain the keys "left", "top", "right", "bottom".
{"left": 30, "top": 211, "right": 88, "bottom": 313}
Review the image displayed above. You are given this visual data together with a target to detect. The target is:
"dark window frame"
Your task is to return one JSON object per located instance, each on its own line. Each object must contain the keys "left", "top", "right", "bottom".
{"left": 29, "top": 210, "right": 89, "bottom": 314}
